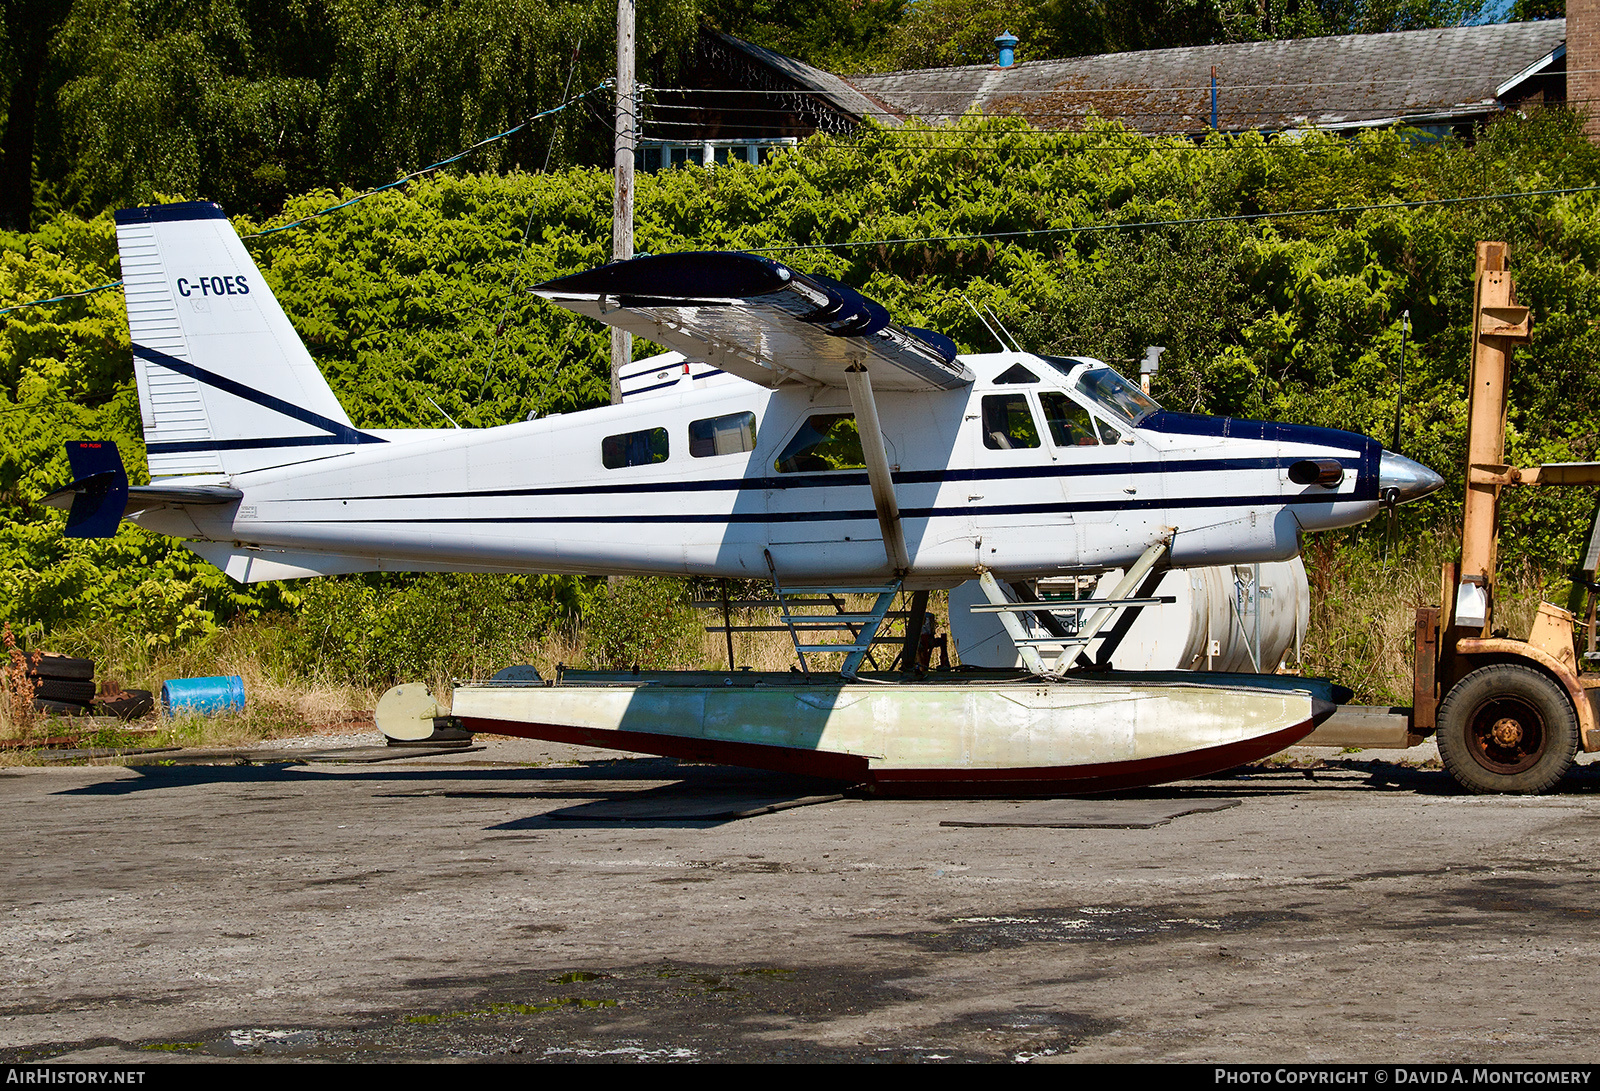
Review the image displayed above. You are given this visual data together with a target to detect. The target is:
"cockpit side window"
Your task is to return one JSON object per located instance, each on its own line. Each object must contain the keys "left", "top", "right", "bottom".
{"left": 1040, "top": 393, "right": 1098, "bottom": 447}
{"left": 981, "top": 394, "right": 1041, "bottom": 450}
{"left": 775, "top": 414, "right": 866, "bottom": 473}
{"left": 1075, "top": 366, "right": 1159, "bottom": 425}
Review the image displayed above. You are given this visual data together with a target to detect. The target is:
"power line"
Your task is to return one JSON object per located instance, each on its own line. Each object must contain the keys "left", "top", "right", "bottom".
{"left": 641, "top": 102, "right": 1522, "bottom": 128}
{"left": 245, "top": 83, "right": 611, "bottom": 240}
{"left": 736, "top": 182, "right": 1600, "bottom": 254}
{"left": 647, "top": 70, "right": 1591, "bottom": 97}
{"left": 0, "top": 281, "right": 123, "bottom": 319}
{"left": 634, "top": 124, "right": 1564, "bottom": 152}
{"left": 639, "top": 108, "right": 1534, "bottom": 134}
{"left": 639, "top": 79, "right": 1590, "bottom": 134}
{"left": 0, "top": 85, "right": 611, "bottom": 320}
{"left": 636, "top": 125, "right": 1450, "bottom": 148}
{"left": 0, "top": 392, "right": 121, "bottom": 416}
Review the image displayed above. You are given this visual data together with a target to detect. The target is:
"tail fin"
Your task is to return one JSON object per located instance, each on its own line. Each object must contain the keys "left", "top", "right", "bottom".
{"left": 114, "top": 202, "right": 384, "bottom": 478}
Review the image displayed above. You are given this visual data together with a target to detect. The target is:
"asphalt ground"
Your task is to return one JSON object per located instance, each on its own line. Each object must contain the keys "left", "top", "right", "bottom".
{"left": 4, "top": 734, "right": 1600, "bottom": 1064}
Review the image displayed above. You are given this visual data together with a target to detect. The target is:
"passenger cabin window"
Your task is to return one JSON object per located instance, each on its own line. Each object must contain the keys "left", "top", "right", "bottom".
{"left": 981, "top": 394, "right": 1041, "bottom": 450}
{"left": 690, "top": 412, "right": 756, "bottom": 458}
{"left": 994, "top": 363, "right": 1039, "bottom": 384}
{"left": 1040, "top": 393, "right": 1099, "bottom": 447}
{"left": 602, "top": 427, "right": 669, "bottom": 469}
{"left": 775, "top": 414, "right": 865, "bottom": 473}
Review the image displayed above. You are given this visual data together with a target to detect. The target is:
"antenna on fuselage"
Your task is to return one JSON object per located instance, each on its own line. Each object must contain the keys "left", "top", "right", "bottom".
{"left": 983, "top": 304, "right": 1025, "bottom": 354}
{"left": 426, "top": 395, "right": 462, "bottom": 429}
{"left": 962, "top": 294, "right": 1008, "bottom": 353}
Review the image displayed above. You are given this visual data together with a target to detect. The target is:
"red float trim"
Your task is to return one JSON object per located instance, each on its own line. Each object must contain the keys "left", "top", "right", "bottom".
{"left": 455, "top": 716, "right": 1318, "bottom": 797}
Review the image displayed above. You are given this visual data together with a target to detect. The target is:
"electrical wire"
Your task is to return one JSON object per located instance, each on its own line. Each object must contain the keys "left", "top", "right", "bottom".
{"left": 245, "top": 83, "right": 612, "bottom": 239}
{"left": 737, "top": 181, "right": 1600, "bottom": 254}
{"left": 0, "top": 281, "right": 124, "bottom": 319}
{"left": 0, "top": 84, "right": 612, "bottom": 320}
{"left": 644, "top": 67, "right": 1592, "bottom": 98}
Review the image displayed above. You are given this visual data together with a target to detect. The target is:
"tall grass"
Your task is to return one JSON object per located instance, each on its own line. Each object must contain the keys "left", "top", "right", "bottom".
{"left": 1300, "top": 528, "right": 1567, "bottom": 705}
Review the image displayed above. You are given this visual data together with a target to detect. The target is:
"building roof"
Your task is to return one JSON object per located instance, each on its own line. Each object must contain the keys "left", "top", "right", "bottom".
{"left": 709, "top": 33, "right": 896, "bottom": 129}
{"left": 845, "top": 20, "right": 1569, "bottom": 135}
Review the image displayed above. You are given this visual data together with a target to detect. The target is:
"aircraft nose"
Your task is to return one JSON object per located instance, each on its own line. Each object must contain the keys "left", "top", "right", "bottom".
{"left": 1379, "top": 451, "right": 1445, "bottom": 505}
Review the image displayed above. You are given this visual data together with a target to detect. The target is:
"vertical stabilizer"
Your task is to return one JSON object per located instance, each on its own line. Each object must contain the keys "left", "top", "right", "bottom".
{"left": 114, "top": 201, "right": 382, "bottom": 477}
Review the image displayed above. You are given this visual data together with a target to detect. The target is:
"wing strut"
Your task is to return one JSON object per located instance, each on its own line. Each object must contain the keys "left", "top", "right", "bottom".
{"left": 973, "top": 535, "right": 1174, "bottom": 676}
{"left": 843, "top": 364, "right": 910, "bottom": 574}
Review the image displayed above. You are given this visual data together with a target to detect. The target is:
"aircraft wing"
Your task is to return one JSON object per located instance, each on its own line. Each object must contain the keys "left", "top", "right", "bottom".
{"left": 531, "top": 252, "right": 971, "bottom": 392}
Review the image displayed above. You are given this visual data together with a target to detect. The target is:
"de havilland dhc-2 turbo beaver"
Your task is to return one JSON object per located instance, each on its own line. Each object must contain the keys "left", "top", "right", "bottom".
{"left": 46, "top": 200, "right": 1444, "bottom": 793}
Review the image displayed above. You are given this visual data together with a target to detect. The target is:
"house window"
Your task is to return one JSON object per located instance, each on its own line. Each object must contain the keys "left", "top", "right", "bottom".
{"left": 690, "top": 412, "right": 756, "bottom": 458}
{"left": 775, "top": 414, "right": 865, "bottom": 473}
{"left": 602, "top": 427, "right": 669, "bottom": 469}
{"left": 981, "top": 394, "right": 1040, "bottom": 450}
{"left": 638, "top": 138, "right": 799, "bottom": 173}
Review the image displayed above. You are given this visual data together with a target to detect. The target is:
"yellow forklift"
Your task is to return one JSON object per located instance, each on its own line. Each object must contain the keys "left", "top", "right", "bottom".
{"left": 1410, "top": 242, "right": 1600, "bottom": 793}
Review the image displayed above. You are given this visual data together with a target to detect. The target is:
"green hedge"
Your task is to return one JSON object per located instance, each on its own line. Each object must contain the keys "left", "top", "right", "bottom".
{"left": 5, "top": 111, "right": 1600, "bottom": 680}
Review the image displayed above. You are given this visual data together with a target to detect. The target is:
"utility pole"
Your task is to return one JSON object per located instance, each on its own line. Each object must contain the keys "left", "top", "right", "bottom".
{"left": 610, "top": 0, "right": 635, "bottom": 404}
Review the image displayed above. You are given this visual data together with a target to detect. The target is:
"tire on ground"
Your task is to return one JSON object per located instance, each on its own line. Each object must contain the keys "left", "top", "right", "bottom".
{"left": 1436, "top": 662, "right": 1578, "bottom": 794}
{"left": 98, "top": 690, "right": 154, "bottom": 721}
{"left": 31, "top": 678, "right": 96, "bottom": 703}
{"left": 27, "top": 653, "right": 94, "bottom": 681}
{"left": 31, "top": 698, "right": 92, "bottom": 717}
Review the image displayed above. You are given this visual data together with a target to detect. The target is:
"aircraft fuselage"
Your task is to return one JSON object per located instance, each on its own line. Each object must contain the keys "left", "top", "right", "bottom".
{"left": 140, "top": 351, "right": 1385, "bottom": 586}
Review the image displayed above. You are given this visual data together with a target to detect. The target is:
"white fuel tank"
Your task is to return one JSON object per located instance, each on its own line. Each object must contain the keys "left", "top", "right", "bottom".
{"left": 948, "top": 558, "right": 1310, "bottom": 673}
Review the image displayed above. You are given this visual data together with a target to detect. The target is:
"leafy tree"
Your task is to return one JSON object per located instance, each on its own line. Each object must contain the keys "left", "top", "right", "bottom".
{"left": 886, "top": 0, "right": 1493, "bottom": 70}
{"left": 1511, "top": 0, "right": 1561, "bottom": 19}
{"left": 703, "top": 0, "right": 908, "bottom": 72}
{"left": 886, "top": 0, "right": 1052, "bottom": 69}
{"left": 27, "top": 0, "right": 699, "bottom": 221}
{"left": 0, "top": 0, "right": 76, "bottom": 231}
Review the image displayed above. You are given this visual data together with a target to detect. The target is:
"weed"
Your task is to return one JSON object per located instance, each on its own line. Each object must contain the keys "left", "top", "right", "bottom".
{"left": 404, "top": 997, "right": 616, "bottom": 1023}
{"left": 583, "top": 577, "right": 700, "bottom": 670}
{"left": 0, "top": 624, "right": 39, "bottom": 741}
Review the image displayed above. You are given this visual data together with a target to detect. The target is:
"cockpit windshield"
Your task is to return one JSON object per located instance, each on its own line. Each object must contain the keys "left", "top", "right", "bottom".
{"left": 1068, "top": 365, "right": 1159, "bottom": 426}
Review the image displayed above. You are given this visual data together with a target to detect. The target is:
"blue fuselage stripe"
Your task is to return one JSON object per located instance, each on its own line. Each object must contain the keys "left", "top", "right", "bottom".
{"left": 271, "top": 489, "right": 1370, "bottom": 527}
{"left": 271, "top": 454, "right": 1375, "bottom": 504}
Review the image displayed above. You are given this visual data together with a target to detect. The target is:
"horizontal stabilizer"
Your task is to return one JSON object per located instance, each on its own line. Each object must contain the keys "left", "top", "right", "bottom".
{"left": 46, "top": 441, "right": 129, "bottom": 538}
{"left": 44, "top": 441, "right": 241, "bottom": 537}
{"left": 532, "top": 252, "right": 971, "bottom": 393}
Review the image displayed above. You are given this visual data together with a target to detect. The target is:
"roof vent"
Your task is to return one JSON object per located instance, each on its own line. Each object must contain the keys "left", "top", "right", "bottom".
{"left": 994, "top": 30, "right": 1018, "bottom": 68}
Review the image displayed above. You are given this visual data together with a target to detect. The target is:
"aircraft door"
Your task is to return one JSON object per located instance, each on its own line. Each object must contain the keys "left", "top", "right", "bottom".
{"left": 764, "top": 406, "right": 889, "bottom": 578}
{"left": 1038, "top": 392, "right": 1153, "bottom": 567}
{"left": 969, "top": 391, "right": 1063, "bottom": 571}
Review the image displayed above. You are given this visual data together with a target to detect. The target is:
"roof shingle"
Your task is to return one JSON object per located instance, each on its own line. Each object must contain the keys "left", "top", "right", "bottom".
{"left": 846, "top": 20, "right": 1569, "bottom": 134}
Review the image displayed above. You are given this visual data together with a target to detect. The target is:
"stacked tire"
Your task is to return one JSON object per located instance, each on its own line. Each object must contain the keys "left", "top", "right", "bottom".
{"left": 22, "top": 653, "right": 155, "bottom": 721}
{"left": 29, "top": 653, "right": 96, "bottom": 717}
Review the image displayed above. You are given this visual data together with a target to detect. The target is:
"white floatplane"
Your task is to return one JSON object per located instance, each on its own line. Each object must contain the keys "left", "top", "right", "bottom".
{"left": 48, "top": 200, "right": 1444, "bottom": 793}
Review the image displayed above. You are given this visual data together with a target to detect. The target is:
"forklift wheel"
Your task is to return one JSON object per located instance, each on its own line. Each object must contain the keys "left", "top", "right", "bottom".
{"left": 1436, "top": 663, "right": 1578, "bottom": 794}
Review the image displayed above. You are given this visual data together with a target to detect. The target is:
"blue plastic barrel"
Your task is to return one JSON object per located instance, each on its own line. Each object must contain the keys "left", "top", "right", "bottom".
{"left": 161, "top": 675, "right": 245, "bottom": 714}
